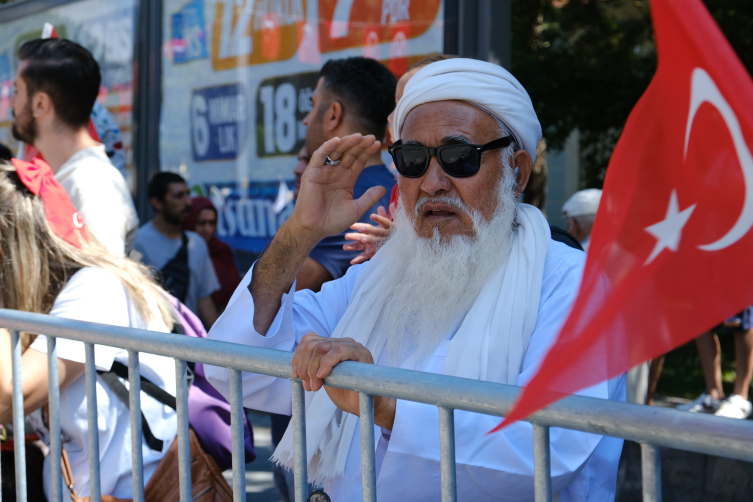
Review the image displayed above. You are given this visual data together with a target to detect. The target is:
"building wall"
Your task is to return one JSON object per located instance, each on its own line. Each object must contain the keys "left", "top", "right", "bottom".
{"left": 545, "top": 129, "right": 580, "bottom": 228}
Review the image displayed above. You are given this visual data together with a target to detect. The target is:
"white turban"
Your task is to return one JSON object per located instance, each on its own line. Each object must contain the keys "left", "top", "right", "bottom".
{"left": 562, "top": 188, "right": 603, "bottom": 217}
{"left": 393, "top": 58, "right": 543, "bottom": 162}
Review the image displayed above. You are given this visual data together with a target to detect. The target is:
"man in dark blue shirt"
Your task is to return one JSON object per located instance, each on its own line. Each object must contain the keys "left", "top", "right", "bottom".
{"left": 295, "top": 57, "right": 397, "bottom": 292}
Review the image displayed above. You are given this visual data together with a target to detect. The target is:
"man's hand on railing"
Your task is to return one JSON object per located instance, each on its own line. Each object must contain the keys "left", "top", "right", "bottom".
{"left": 292, "top": 333, "right": 396, "bottom": 430}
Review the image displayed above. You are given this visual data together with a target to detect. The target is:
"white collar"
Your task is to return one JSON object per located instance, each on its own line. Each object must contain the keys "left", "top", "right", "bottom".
{"left": 55, "top": 144, "right": 109, "bottom": 180}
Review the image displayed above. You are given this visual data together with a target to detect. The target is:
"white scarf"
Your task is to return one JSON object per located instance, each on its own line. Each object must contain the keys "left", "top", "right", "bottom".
{"left": 271, "top": 205, "right": 551, "bottom": 483}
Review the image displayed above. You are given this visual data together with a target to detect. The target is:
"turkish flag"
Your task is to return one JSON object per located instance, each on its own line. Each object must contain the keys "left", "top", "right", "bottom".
{"left": 497, "top": 0, "right": 753, "bottom": 429}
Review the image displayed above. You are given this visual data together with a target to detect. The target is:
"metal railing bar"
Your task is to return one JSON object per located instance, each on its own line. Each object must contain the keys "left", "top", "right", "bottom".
{"left": 358, "top": 393, "right": 377, "bottom": 502}
{"left": 640, "top": 443, "right": 662, "bottom": 502}
{"left": 175, "top": 358, "right": 192, "bottom": 502}
{"left": 128, "top": 351, "right": 145, "bottom": 502}
{"left": 0, "top": 310, "right": 294, "bottom": 379}
{"left": 438, "top": 407, "right": 457, "bottom": 502}
{"left": 307, "top": 364, "right": 753, "bottom": 464}
{"left": 229, "top": 369, "right": 246, "bottom": 502}
{"left": 533, "top": 424, "right": 552, "bottom": 502}
{"left": 47, "top": 336, "right": 63, "bottom": 502}
{"left": 2, "top": 310, "right": 753, "bottom": 463}
{"left": 10, "top": 330, "right": 27, "bottom": 502}
{"left": 291, "top": 380, "right": 308, "bottom": 502}
{"left": 84, "top": 343, "right": 102, "bottom": 502}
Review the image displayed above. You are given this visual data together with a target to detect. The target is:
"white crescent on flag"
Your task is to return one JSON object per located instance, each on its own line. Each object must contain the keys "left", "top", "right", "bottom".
{"left": 685, "top": 67, "right": 753, "bottom": 251}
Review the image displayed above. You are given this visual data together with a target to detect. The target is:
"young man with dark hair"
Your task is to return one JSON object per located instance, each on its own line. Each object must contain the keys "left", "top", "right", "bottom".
{"left": 132, "top": 172, "right": 220, "bottom": 329}
{"left": 296, "top": 57, "right": 397, "bottom": 292}
{"left": 10, "top": 38, "right": 138, "bottom": 256}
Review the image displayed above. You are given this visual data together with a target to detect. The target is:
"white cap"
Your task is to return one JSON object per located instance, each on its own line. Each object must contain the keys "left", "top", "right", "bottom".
{"left": 562, "top": 189, "right": 602, "bottom": 217}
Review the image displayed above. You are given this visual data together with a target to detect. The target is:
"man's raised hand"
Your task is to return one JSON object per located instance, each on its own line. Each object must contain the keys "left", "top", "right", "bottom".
{"left": 291, "top": 134, "right": 385, "bottom": 243}
{"left": 248, "top": 134, "right": 383, "bottom": 336}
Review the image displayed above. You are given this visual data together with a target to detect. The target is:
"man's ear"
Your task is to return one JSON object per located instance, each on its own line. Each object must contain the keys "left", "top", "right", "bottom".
{"left": 150, "top": 197, "right": 163, "bottom": 213}
{"left": 512, "top": 150, "right": 533, "bottom": 193}
{"left": 31, "top": 91, "right": 53, "bottom": 119}
{"left": 567, "top": 218, "right": 581, "bottom": 239}
{"left": 323, "top": 101, "right": 343, "bottom": 132}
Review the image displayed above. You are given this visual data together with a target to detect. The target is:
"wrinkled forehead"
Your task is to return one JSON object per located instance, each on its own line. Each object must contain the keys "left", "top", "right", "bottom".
{"left": 401, "top": 100, "right": 499, "bottom": 144}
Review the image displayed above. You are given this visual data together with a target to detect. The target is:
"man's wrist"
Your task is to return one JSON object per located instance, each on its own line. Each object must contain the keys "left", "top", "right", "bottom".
{"left": 374, "top": 396, "right": 396, "bottom": 431}
{"left": 279, "top": 217, "right": 323, "bottom": 252}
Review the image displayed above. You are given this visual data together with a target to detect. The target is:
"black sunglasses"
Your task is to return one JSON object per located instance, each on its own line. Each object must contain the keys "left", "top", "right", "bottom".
{"left": 387, "top": 136, "right": 515, "bottom": 178}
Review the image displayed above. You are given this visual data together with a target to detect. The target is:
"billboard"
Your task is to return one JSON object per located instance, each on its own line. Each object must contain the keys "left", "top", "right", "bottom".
{"left": 0, "top": 0, "right": 137, "bottom": 184}
{"left": 161, "top": 0, "right": 444, "bottom": 256}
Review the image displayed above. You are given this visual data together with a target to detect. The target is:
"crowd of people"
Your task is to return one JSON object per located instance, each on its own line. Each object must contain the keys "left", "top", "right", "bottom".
{"left": 0, "top": 34, "right": 750, "bottom": 502}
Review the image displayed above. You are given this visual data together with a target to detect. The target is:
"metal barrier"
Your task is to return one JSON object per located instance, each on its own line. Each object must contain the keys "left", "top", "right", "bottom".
{"left": 3, "top": 308, "right": 753, "bottom": 502}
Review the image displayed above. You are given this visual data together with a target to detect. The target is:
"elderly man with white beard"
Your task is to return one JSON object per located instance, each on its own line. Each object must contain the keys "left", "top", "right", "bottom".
{"left": 206, "top": 59, "right": 625, "bottom": 501}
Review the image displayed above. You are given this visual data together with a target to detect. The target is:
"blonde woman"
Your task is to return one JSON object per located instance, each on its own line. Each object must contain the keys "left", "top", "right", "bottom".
{"left": 0, "top": 158, "right": 177, "bottom": 500}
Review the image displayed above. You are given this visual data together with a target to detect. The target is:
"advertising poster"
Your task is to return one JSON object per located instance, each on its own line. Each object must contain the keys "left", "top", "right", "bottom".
{"left": 161, "top": 0, "right": 445, "bottom": 259}
{"left": 0, "top": 0, "right": 137, "bottom": 183}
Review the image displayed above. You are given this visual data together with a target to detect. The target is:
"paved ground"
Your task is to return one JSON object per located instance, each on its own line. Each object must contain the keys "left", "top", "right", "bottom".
{"left": 618, "top": 395, "right": 753, "bottom": 502}
{"left": 222, "top": 411, "right": 284, "bottom": 502}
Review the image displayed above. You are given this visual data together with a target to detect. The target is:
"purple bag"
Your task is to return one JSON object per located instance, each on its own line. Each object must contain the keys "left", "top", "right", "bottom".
{"left": 170, "top": 297, "right": 255, "bottom": 470}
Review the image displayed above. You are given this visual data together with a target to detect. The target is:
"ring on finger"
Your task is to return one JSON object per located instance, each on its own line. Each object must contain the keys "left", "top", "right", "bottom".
{"left": 324, "top": 156, "right": 341, "bottom": 166}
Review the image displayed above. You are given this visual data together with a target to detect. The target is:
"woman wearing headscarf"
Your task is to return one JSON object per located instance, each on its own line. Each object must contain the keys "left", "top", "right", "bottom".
{"left": 184, "top": 197, "right": 241, "bottom": 312}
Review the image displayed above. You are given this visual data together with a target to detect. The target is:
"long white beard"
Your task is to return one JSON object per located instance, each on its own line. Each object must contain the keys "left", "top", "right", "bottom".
{"left": 377, "top": 163, "right": 520, "bottom": 366}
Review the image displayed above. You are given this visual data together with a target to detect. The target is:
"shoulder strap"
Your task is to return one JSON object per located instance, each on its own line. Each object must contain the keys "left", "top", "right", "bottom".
{"left": 97, "top": 361, "right": 178, "bottom": 452}
{"left": 45, "top": 403, "right": 77, "bottom": 500}
{"left": 177, "top": 231, "right": 189, "bottom": 259}
{"left": 61, "top": 445, "right": 77, "bottom": 501}
{"left": 161, "top": 232, "right": 190, "bottom": 270}
{"left": 158, "top": 232, "right": 191, "bottom": 302}
{"left": 106, "top": 361, "right": 177, "bottom": 410}
{"left": 96, "top": 370, "right": 167, "bottom": 452}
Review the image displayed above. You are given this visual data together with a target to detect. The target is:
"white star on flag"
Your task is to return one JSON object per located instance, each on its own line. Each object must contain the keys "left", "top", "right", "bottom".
{"left": 644, "top": 190, "right": 697, "bottom": 265}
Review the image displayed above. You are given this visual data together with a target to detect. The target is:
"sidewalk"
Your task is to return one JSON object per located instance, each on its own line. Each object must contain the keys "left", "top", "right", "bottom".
{"left": 616, "top": 395, "right": 753, "bottom": 502}
{"left": 222, "top": 411, "right": 283, "bottom": 502}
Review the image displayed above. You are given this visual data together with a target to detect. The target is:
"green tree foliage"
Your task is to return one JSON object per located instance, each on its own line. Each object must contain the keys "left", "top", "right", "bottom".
{"left": 512, "top": 0, "right": 753, "bottom": 188}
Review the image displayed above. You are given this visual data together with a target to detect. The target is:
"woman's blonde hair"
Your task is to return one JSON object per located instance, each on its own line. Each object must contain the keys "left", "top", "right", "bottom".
{"left": 0, "top": 160, "right": 174, "bottom": 347}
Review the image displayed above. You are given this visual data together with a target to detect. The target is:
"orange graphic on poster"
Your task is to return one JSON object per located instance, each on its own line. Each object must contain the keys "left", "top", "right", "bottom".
{"left": 211, "top": 0, "right": 306, "bottom": 70}
{"left": 361, "top": 25, "right": 380, "bottom": 59}
{"left": 387, "top": 23, "right": 409, "bottom": 75}
{"left": 319, "top": 0, "right": 441, "bottom": 54}
{"left": 261, "top": 13, "right": 282, "bottom": 60}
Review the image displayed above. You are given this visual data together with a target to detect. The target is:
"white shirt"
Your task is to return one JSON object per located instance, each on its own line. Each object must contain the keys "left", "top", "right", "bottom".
{"left": 55, "top": 145, "right": 139, "bottom": 256}
{"left": 206, "top": 241, "right": 626, "bottom": 501}
{"left": 29, "top": 268, "right": 177, "bottom": 499}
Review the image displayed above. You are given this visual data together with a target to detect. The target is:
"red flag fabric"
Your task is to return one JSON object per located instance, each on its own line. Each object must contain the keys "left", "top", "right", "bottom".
{"left": 41, "top": 22, "right": 58, "bottom": 39}
{"left": 497, "top": 0, "right": 753, "bottom": 430}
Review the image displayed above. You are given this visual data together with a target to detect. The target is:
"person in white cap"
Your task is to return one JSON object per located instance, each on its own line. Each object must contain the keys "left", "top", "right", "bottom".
{"left": 562, "top": 188, "right": 602, "bottom": 251}
{"left": 206, "top": 59, "right": 624, "bottom": 501}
